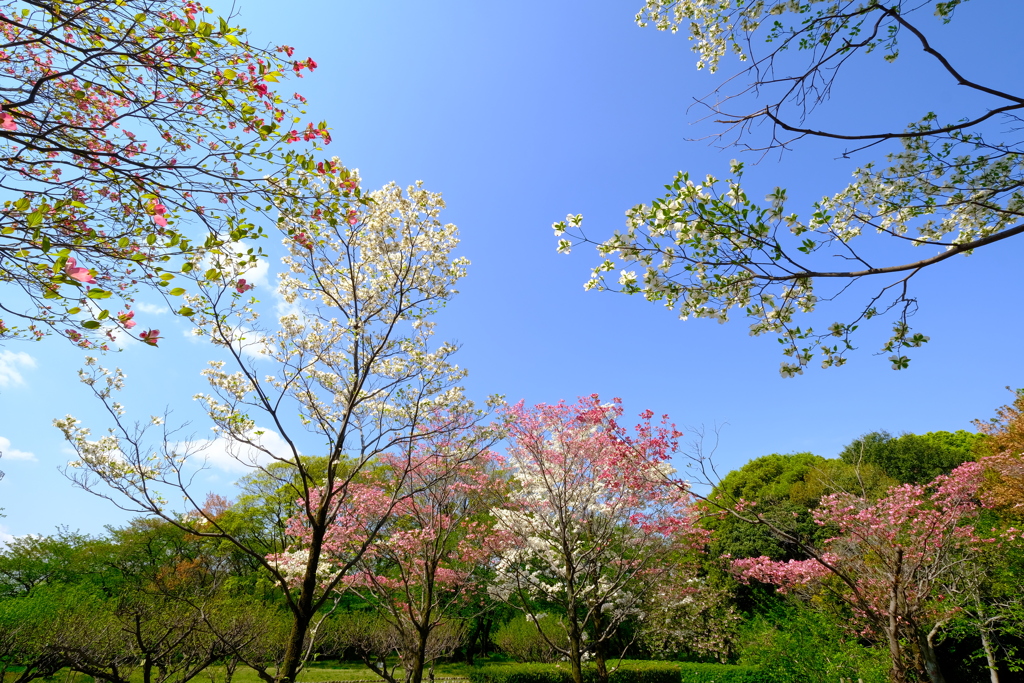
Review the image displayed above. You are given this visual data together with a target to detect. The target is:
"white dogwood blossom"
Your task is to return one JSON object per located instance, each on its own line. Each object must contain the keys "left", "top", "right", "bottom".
{"left": 559, "top": 1, "right": 1015, "bottom": 374}
{"left": 55, "top": 159, "right": 481, "bottom": 683}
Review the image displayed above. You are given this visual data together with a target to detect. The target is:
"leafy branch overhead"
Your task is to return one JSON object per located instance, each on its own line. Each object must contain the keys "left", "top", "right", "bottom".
{"left": 0, "top": 0, "right": 329, "bottom": 349}
{"left": 556, "top": 0, "right": 1022, "bottom": 376}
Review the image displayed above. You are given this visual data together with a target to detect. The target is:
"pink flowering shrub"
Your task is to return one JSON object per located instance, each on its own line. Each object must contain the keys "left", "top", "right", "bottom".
{"left": 729, "top": 461, "right": 990, "bottom": 683}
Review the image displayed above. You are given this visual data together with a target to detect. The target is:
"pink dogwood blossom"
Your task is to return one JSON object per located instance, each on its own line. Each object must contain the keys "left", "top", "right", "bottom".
{"left": 64, "top": 257, "right": 96, "bottom": 284}
{"left": 148, "top": 200, "right": 168, "bottom": 227}
{"left": 729, "top": 461, "right": 990, "bottom": 682}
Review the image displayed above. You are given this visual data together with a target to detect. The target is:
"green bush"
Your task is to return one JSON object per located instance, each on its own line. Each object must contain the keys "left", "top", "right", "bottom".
{"left": 467, "top": 661, "right": 769, "bottom": 683}
{"left": 676, "top": 663, "right": 764, "bottom": 683}
{"left": 468, "top": 663, "right": 575, "bottom": 683}
{"left": 736, "top": 603, "right": 889, "bottom": 683}
{"left": 493, "top": 615, "right": 570, "bottom": 663}
{"left": 607, "top": 661, "right": 680, "bottom": 683}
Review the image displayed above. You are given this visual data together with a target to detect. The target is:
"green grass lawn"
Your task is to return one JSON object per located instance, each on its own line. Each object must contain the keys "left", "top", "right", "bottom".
{"left": 6, "top": 660, "right": 490, "bottom": 683}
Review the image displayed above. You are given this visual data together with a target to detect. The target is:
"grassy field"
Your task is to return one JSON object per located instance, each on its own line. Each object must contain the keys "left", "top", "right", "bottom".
{"left": 7, "top": 660, "right": 486, "bottom": 683}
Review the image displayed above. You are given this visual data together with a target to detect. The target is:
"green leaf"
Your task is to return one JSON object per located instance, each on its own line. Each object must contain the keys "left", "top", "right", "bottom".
{"left": 81, "top": 320, "right": 101, "bottom": 330}
{"left": 86, "top": 289, "right": 112, "bottom": 300}
{"left": 178, "top": 306, "right": 194, "bottom": 316}
{"left": 168, "top": 287, "right": 186, "bottom": 296}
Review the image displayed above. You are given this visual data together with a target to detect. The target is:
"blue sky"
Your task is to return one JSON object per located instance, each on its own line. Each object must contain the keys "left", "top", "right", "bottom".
{"left": 1, "top": 0, "right": 1021, "bottom": 538}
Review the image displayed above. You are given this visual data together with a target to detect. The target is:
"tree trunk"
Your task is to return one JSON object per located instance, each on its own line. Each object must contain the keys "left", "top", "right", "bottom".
{"left": 591, "top": 609, "right": 608, "bottom": 683}
{"left": 279, "top": 524, "right": 326, "bottom": 683}
{"left": 885, "top": 548, "right": 910, "bottom": 683}
{"left": 280, "top": 606, "right": 312, "bottom": 683}
{"left": 480, "top": 618, "right": 492, "bottom": 656}
{"left": 567, "top": 623, "right": 584, "bottom": 683}
{"left": 407, "top": 627, "right": 429, "bottom": 683}
{"left": 980, "top": 626, "right": 1000, "bottom": 683}
{"left": 464, "top": 618, "right": 483, "bottom": 665}
{"left": 916, "top": 629, "right": 947, "bottom": 683}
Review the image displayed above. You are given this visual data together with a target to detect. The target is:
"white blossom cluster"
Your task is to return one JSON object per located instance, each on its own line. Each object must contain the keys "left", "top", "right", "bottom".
{"left": 555, "top": 2, "right": 996, "bottom": 376}
{"left": 54, "top": 160, "right": 475, "bottom": 553}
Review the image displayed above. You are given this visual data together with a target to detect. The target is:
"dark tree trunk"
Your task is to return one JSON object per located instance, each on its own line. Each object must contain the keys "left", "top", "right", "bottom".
{"left": 279, "top": 523, "right": 327, "bottom": 683}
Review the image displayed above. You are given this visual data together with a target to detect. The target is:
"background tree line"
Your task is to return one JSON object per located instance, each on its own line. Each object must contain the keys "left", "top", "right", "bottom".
{"left": 5, "top": 389, "right": 1024, "bottom": 683}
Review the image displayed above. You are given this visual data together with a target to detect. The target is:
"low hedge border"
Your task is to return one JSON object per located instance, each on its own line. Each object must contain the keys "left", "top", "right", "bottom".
{"left": 467, "top": 662, "right": 768, "bottom": 683}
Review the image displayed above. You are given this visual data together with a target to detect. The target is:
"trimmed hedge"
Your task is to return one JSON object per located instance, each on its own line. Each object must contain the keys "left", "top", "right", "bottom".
{"left": 467, "top": 662, "right": 769, "bottom": 683}
{"left": 677, "top": 663, "right": 765, "bottom": 683}
{"left": 608, "top": 662, "right": 681, "bottom": 683}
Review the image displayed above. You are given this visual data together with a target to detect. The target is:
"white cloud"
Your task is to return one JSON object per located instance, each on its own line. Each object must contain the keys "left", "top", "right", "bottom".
{"left": 0, "top": 351, "right": 36, "bottom": 387}
{"left": 0, "top": 525, "right": 16, "bottom": 546}
{"left": 240, "top": 254, "right": 270, "bottom": 289}
{"left": 190, "top": 428, "right": 295, "bottom": 474}
{"left": 135, "top": 301, "right": 168, "bottom": 315}
{"left": 0, "top": 436, "right": 35, "bottom": 461}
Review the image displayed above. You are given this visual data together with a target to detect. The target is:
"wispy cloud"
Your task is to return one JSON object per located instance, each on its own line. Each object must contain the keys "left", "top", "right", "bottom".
{"left": 0, "top": 435, "right": 36, "bottom": 461}
{"left": 187, "top": 428, "right": 295, "bottom": 474}
{"left": 0, "top": 351, "right": 36, "bottom": 388}
{"left": 135, "top": 301, "right": 168, "bottom": 315}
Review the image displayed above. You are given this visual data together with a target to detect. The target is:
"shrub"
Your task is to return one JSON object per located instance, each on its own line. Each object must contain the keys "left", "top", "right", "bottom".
{"left": 468, "top": 661, "right": 768, "bottom": 683}
{"left": 676, "top": 663, "right": 764, "bottom": 683}
{"left": 608, "top": 661, "right": 680, "bottom": 683}
{"left": 493, "top": 615, "right": 570, "bottom": 663}
{"left": 468, "top": 663, "right": 574, "bottom": 683}
{"left": 736, "top": 603, "right": 889, "bottom": 683}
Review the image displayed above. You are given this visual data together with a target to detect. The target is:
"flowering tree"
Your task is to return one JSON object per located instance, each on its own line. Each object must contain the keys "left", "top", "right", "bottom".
{"left": 555, "top": 0, "right": 1023, "bottom": 375}
{"left": 491, "top": 396, "right": 700, "bottom": 683}
{"left": 975, "top": 388, "right": 1024, "bottom": 511}
{"left": 279, "top": 414, "right": 504, "bottom": 683}
{"left": 56, "top": 163, "right": 475, "bottom": 683}
{"left": 732, "top": 461, "right": 991, "bottom": 683}
{"left": 0, "top": 0, "right": 328, "bottom": 348}
{"left": 637, "top": 570, "right": 739, "bottom": 663}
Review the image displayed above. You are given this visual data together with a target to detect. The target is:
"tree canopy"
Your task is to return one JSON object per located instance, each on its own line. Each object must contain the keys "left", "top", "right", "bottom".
{"left": 838, "top": 430, "right": 979, "bottom": 484}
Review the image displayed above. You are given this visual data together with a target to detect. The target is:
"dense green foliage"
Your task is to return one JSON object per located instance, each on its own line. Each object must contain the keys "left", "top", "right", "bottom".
{"left": 735, "top": 602, "right": 890, "bottom": 683}
{"left": 466, "top": 662, "right": 765, "bottom": 683}
{"left": 838, "top": 430, "right": 980, "bottom": 484}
